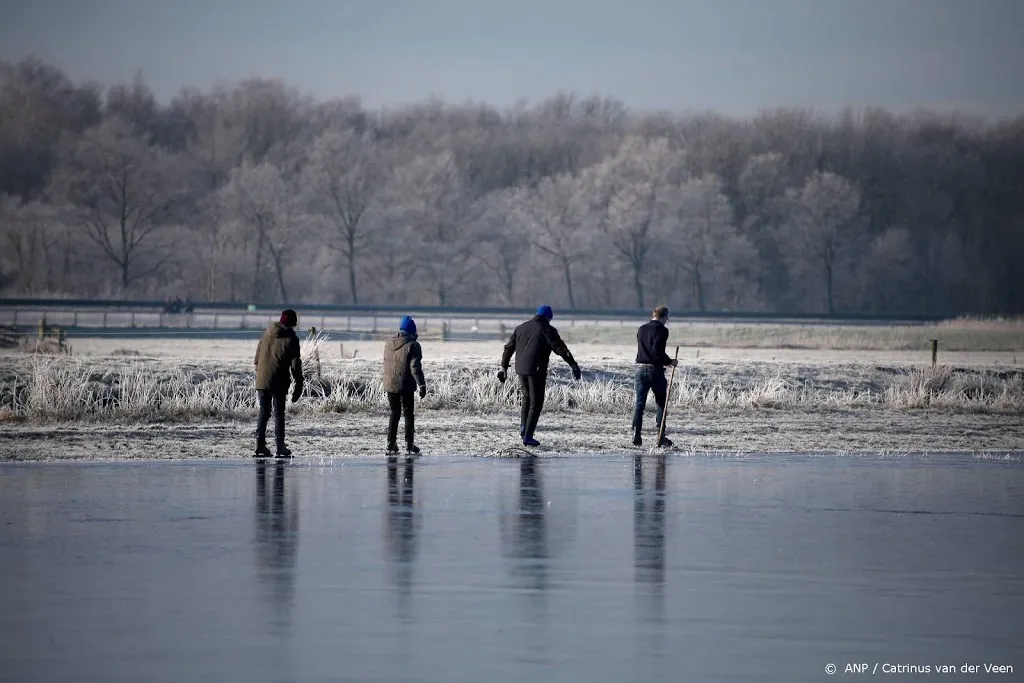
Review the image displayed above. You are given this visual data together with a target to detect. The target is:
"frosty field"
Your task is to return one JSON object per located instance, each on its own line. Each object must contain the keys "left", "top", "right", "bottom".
{"left": 1, "top": 336, "right": 1022, "bottom": 461}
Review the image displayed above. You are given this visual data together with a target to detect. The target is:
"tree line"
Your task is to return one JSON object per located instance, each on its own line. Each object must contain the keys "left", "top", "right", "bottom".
{"left": 2, "top": 56, "right": 1022, "bottom": 314}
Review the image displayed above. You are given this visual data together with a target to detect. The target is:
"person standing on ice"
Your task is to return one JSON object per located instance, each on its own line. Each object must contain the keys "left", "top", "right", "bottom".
{"left": 632, "top": 305, "right": 677, "bottom": 447}
{"left": 254, "top": 309, "right": 304, "bottom": 458}
{"left": 497, "top": 304, "right": 581, "bottom": 447}
{"left": 382, "top": 316, "right": 427, "bottom": 454}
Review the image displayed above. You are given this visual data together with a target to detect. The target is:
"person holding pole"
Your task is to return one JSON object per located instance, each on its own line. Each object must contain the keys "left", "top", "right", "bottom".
{"left": 632, "top": 305, "right": 678, "bottom": 447}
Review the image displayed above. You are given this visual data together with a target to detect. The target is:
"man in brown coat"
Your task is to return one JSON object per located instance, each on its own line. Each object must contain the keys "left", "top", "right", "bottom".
{"left": 254, "top": 309, "right": 303, "bottom": 458}
{"left": 382, "top": 316, "right": 427, "bottom": 454}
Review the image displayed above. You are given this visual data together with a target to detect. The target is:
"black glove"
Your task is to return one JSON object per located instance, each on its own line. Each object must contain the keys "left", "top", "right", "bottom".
{"left": 570, "top": 363, "right": 582, "bottom": 381}
{"left": 419, "top": 386, "right": 426, "bottom": 399}
{"left": 497, "top": 369, "right": 507, "bottom": 384}
{"left": 291, "top": 381, "right": 304, "bottom": 403}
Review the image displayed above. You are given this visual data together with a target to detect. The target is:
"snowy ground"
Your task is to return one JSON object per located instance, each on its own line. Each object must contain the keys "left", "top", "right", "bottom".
{"left": 3, "top": 409, "right": 1022, "bottom": 462}
{"left": 2, "top": 337, "right": 1022, "bottom": 461}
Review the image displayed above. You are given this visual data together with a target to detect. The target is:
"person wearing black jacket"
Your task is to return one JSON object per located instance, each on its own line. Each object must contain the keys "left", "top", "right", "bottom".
{"left": 497, "top": 304, "right": 581, "bottom": 447}
{"left": 633, "top": 305, "right": 678, "bottom": 448}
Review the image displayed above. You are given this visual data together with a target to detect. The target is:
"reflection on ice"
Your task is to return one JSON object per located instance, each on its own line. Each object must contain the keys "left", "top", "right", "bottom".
{"left": 384, "top": 455, "right": 420, "bottom": 623}
{"left": 633, "top": 454, "right": 666, "bottom": 626}
{"left": 500, "top": 457, "right": 550, "bottom": 623}
{"left": 1, "top": 454, "right": 1020, "bottom": 683}
{"left": 254, "top": 462, "right": 299, "bottom": 630}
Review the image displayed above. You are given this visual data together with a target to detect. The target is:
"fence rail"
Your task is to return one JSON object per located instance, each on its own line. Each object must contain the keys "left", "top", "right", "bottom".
{"left": 0, "top": 297, "right": 950, "bottom": 326}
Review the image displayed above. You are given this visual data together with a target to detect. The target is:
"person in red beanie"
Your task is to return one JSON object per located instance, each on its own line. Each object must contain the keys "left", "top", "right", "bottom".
{"left": 253, "top": 308, "right": 303, "bottom": 457}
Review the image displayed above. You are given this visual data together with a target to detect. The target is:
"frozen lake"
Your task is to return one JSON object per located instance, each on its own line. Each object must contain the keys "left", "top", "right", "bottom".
{"left": 1, "top": 454, "right": 1021, "bottom": 683}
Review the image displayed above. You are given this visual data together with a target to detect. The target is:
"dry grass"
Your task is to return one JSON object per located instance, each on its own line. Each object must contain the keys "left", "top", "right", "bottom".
{"left": 1, "top": 351, "right": 1021, "bottom": 425}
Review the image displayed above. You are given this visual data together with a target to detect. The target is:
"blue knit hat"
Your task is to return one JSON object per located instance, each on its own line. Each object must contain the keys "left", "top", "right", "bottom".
{"left": 536, "top": 304, "right": 553, "bottom": 320}
{"left": 399, "top": 316, "right": 417, "bottom": 335}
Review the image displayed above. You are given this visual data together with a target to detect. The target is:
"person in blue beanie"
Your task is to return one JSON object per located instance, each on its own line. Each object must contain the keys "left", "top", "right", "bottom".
{"left": 497, "top": 304, "right": 581, "bottom": 447}
{"left": 383, "top": 315, "right": 427, "bottom": 454}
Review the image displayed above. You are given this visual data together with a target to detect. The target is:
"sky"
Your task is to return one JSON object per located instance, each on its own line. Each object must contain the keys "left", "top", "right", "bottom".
{"left": 2, "top": 0, "right": 1023, "bottom": 117}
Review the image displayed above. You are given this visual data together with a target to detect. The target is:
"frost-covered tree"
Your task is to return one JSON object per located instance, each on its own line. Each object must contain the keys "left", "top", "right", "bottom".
{"left": 477, "top": 188, "right": 530, "bottom": 306}
{"left": 861, "top": 227, "right": 917, "bottom": 312}
{"left": 384, "top": 151, "right": 482, "bottom": 305}
{"left": 669, "top": 174, "right": 758, "bottom": 311}
{"left": 782, "top": 171, "right": 863, "bottom": 313}
{"left": 0, "top": 197, "right": 66, "bottom": 293}
{"left": 220, "top": 160, "right": 307, "bottom": 303}
{"left": 305, "top": 129, "right": 385, "bottom": 304}
{"left": 590, "top": 136, "right": 681, "bottom": 309}
{"left": 510, "top": 172, "right": 591, "bottom": 308}
{"left": 48, "top": 116, "right": 189, "bottom": 294}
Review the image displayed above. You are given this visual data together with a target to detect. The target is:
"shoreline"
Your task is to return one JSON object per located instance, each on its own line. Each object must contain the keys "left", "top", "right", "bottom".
{"left": 3, "top": 408, "right": 1022, "bottom": 462}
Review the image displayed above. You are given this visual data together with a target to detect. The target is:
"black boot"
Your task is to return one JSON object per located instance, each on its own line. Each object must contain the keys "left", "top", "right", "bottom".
{"left": 386, "top": 442, "right": 399, "bottom": 454}
{"left": 406, "top": 443, "right": 420, "bottom": 455}
{"left": 632, "top": 428, "right": 642, "bottom": 447}
{"left": 255, "top": 444, "right": 272, "bottom": 458}
{"left": 657, "top": 435, "right": 673, "bottom": 448}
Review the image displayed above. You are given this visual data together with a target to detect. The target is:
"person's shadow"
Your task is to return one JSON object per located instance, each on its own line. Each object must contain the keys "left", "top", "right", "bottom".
{"left": 255, "top": 462, "right": 299, "bottom": 631}
{"left": 634, "top": 454, "right": 667, "bottom": 625}
{"left": 384, "top": 455, "right": 420, "bottom": 623}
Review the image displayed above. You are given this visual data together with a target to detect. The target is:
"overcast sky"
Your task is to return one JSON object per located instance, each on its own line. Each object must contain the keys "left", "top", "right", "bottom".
{"left": 2, "top": 0, "right": 1022, "bottom": 116}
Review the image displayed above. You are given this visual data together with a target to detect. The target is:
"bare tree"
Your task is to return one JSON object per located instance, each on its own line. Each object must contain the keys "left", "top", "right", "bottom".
{"left": 48, "top": 116, "right": 187, "bottom": 295}
{"left": 477, "top": 188, "right": 529, "bottom": 306}
{"left": 182, "top": 195, "right": 242, "bottom": 300}
{"left": 305, "top": 129, "right": 384, "bottom": 304}
{"left": 220, "top": 160, "right": 307, "bottom": 303}
{"left": 4, "top": 55, "right": 1024, "bottom": 314}
{"left": 737, "top": 152, "right": 794, "bottom": 308}
{"left": 0, "top": 196, "right": 31, "bottom": 289}
{"left": 510, "top": 172, "right": 590, "bottom": 307}
{"left": 782, "top": 171, "right": 863, "bottom": 313}
{"left": 590, "top": 136, "right": 680, "bottom": 309}
{"left": 383, "top": 151, "right": 482, "bottom": 305}
{"left": 667, "top": 174, "right": 758, "bottom": 311}
{"left": 861, "top": 227, "right": 918, "bottom": 312}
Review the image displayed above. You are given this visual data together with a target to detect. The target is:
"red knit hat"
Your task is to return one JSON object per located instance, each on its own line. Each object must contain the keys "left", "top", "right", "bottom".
{"left": 280, "top": 309, "right": 297, "bottom": 327}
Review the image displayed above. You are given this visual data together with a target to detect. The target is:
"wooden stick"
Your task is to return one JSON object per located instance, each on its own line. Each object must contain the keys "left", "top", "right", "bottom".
{"left": 657, "top": 346, "right": 680, "bottom": 448}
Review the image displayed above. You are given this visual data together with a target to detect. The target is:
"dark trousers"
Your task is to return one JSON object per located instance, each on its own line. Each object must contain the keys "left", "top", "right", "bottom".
{"left": 387, "top": 391, "right": 416, "bottom": 446}
{"left": 257, "top": 390, "right": 287, "bottom": 450}
{"left": 632, "top": 365, "right": 667, "bottom": 433}
{"left": 518, "top": 373, "right": 548, "bottom": 438}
